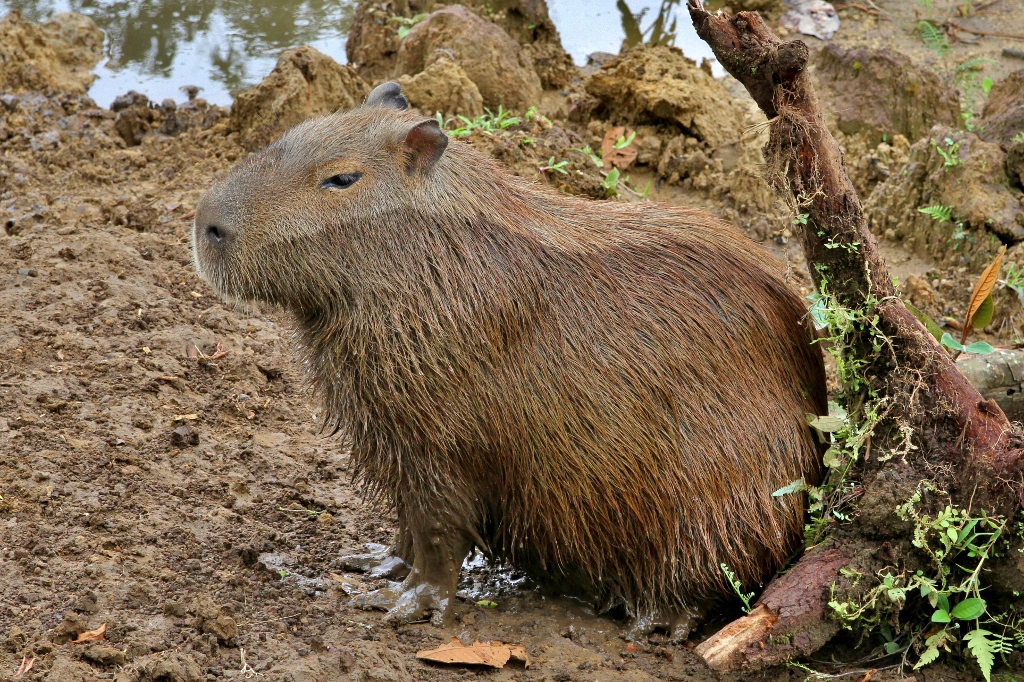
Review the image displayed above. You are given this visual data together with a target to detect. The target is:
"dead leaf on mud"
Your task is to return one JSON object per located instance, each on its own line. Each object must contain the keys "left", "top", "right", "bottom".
{"left": 72, "top": 623, "right": 106, "bottom": 643}
{"left": 601, "top": 126, "right": 638, "bottom": 171}
{"left": 416, "top": 637, "right": 529, "bottom": 669}
{"left": 13, "top": 655, "right": 35, "bottom": 678}
{"left": 173, "top": 413, "right": 199, "bottom": 422}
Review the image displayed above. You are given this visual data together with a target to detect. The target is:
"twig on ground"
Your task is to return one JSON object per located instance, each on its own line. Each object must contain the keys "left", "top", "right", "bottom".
{"left": 946, "top": 19, "right": 1024, "bottom": 40}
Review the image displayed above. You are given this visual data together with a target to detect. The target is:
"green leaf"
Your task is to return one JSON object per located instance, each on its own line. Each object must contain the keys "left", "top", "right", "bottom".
{"left": 772, "top": 479, "right": 806, "bottom": 497}
{"left": 822, "top": 448, "right": 842, "bottom": 468}
{"left": 807, "top": 414, "right": 844, "bottom": 433}
{"left": 476, "top": 599, "right": 498, "bottom": 608}
{"left": 904, "top": 301, "right": 944, "bottom": 341}
{"left": 940, "top": 332, "right": 964, "bottom": 351}
{"left": 970, "top": 293, "right": 994, "bottom": 329}
{"left": 947, "top": 526, "right": 958, "bottom": 542}
{"left": 914, "top": 645, "right": 941, "bottom": 670}
{"left": 884, "top": 641, "right": 900, "bottom": 654}
{"left": 937, "top": 592, "right": 950, "bottom": 613}
{"left": 982, "top": 76, "right": 993, "bottom": 95}
{"left": 951, "top": 597, "right": 986, "bottom": 621}
{"left": 932, "top": 609, "right": 951, "bottom": 623}
{"left": 963, "top": 341, "right": 995, "bottom": 354}
{"left": 963, "top": 629, "right": 996, "bottom": 682}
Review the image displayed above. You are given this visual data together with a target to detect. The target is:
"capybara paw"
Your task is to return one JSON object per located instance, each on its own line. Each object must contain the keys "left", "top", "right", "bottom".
{"left": 350, "top": 586, "right": 401, "bottom": 612}
{"left": 339, "top": 543, "right": 411, "bottom": 580}
{"left": 381, "top": 582, "right": 451, "bottom": 627}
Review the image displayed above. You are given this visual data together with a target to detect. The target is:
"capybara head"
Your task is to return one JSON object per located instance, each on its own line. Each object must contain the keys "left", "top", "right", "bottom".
{"left": 193, "top": 82, "right": 827, "bottom": 637}
{"left": 193, "top": 83, "right": 449, "bottom": 311}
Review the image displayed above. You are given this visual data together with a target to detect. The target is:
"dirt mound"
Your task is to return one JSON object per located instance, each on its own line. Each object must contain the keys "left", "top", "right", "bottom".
{"left": 394, "top": 5, "right": 541, "bottom": 111}
{"left": 583, "top": 45, "right": 744, "bottom": 152}
{"left": 346, "top": 1, "right": 403, "bottom": 86}
{"left": 979, "top": 69, "right": 1024, "bottom": 148}
{"left": 865, "top": 126, "right": 1024, "bottom": 271}
{"left": 813, "top": 44, "right": 961, "bottom": 145}
{"left": 108, "top": 91, "right": 226, "bottom": 147}
{"left": 0, "top": 11, "right": 103, "bottom": 94}
{"left": 347, "top": 1, "right": 576, "bottom": 90}
{"left": 465, "top": 0, "right": 577, "bottom": 89}
{"left": 229, "top": 46, "right": 370, "bottom": 149}
{"left": 396, "top": 50, "right": 484, "bottom": 118}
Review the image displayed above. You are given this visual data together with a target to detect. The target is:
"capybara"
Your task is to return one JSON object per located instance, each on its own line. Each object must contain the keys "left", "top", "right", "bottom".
{"left": 192, "top": 81, "right": 826, "bottom": 638}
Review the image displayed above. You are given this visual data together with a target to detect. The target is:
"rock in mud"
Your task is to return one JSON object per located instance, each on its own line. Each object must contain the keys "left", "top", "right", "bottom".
{"left": 190, "top": 596, "right": 237, "bottom": 644}
{"left": 230, "top": 46, "right": 370, "bottom": 149}
{"left": 0, "top": 11, "right": 103, "bottom": 94}
{"left": 394, "top": 5, "right": 542, "bottom": 111}
{"left": 396, "top": 50, "right": 484, "bottom": 118}
{"left": 82, "top": 644, "right": 127, "bottom": 666}
{"left": 584, "top": 46, "right": 744, "bottom": 152}
{"left": 865, "top": 126, "right": 1024, "bottom": 271}
{"left": 43, "top": 656, "right": 95, "bottom": 682}
{"left": 138, "top": 653, "right": 203, "bottom": 682}
{"left": 979, "top": 69, "right": 1024, "bottom": 148}
{"left": 813, "top": 44, "right": 962, "bottom": 145}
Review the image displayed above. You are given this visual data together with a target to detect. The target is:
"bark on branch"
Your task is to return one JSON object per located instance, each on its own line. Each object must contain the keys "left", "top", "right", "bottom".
{"left": 686, "top": 0, "right": 1024, "bottom": 671}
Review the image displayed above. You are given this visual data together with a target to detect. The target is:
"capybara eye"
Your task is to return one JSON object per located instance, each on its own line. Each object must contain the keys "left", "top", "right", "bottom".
{"left": 320, "top": 172, "right": 363, "bottom": 190}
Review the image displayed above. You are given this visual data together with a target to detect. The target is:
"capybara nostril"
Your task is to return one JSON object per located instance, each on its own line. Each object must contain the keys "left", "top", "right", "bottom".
{"left": 206, "top": 224, "right": 227, "bottom": 246}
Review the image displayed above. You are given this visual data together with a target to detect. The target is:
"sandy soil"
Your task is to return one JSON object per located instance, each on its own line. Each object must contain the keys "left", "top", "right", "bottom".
{"left": 2, "top": 2, "right": 1024, "bottom": 681}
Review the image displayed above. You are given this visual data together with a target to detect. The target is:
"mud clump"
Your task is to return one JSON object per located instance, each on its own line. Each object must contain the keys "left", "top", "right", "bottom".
{"left": 230, "top": 46, "right": 370, "bottom": 149}
{"left": 0, "top": 11, "right": 103, "bottom": 94}
{"left": 346, "top": 1, "right": 402, "bottom": 85}
{"left": 394, "top": 5, "right": 542, "bottom": 111}
{"left": 347, "top": 0, "right": 576, "bottom": 90}
{"left": 813, "top": 44, "right": 962, "bottom": 196}
{"left": 108, "top": 90, "right": 224, "bottom": 147}
{"left": 814, "top": 44, "right": 961, "bottom": 143}
{"left": 979, "top": 69, "right": 1024, "bottom": 148}
{"left": 865, "top": 126, "right": 1024, "bottom": 270}
{"left": 584, "top": 45, "right": 743, "bottom": 151}
{"left": 979, "top": 69, "right": 1024, "bottom": 188}
{"left": 396, "top": 50, "right": 484, "bottom": 118}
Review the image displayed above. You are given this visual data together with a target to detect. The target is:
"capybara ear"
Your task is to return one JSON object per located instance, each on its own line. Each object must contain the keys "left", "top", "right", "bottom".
{"left": 365, "top": 81, "right": 409, "bottom": 110}
{"left": 401, "top": 119, "right": 448, "bottom": 174}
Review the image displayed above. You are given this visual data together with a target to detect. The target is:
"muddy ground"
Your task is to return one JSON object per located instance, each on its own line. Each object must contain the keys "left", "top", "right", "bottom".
{"left": 3, "top": 1, "right": 1024, "bottom": 681}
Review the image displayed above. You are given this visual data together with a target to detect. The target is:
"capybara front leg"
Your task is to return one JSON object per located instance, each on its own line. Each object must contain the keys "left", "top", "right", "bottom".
{"left": 383, "top": 520, "right": 472, "bottom": 626}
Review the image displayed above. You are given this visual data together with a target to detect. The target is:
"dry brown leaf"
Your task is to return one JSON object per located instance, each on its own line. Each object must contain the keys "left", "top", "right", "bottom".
{"left": 961, "top": 245, "right": 1005, "bottom": 343}
{"left": 416, "top": 637, "right": 529, "bottom": 669}
{"left": 13, "top": 655, "right": 35, "bottom": 678}
{"left": 601, "top": 126, "right": 639, "bottom": 171}
{"left": 72, "top": 623, "right": 107, "bottom": 643}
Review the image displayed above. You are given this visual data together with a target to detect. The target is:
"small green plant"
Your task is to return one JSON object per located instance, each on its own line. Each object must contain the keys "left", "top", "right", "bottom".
{"left": 793, "top": 213, "right": 809, "bottom": 226}
{"left": 720, "top": 563, "right": 755, "bottom": 614}
{"left": 918, "top": 204, "right": 953, "bottom": 223}
{"left": 931, "top": 137, "right": 960, "bottom": 168}
{"left": 444, "top": 106, "right": 522, "bottom": 137}
{"left": 829, "top": 490, "right": 1017, "bottom": 681}
{"left": 601, "top": 167, "right": 621, "bottom": 197}
{"left": 918, "top": 20, "right": 950, "bottom": 55}
{"left": 1013, "top": 131, "right": 1024, "bottom": 144}
{"left": 390, "top": 13, "right": 428, "bottom": 39}
{"left": 613, "top": 130, "right": 636, "bottom": 149}
{"left": 1000, "top": 263, "right": 1024, "bottom": 308}
{"left": 539, "top": 157, "right": 568, "bottom": 175}
{"left": 570, "top": 145, "right": 603, "bottom": 168}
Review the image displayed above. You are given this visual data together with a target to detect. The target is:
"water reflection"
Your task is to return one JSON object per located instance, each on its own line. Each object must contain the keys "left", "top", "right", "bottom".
{"left": 619, "top": 0, "right": 680, "bottom": 49}
{"left": 1, "top": 0, "right": 354, "bottom": 104}
{"left": 0, "top": 0, "right": 718, "bottom": 107}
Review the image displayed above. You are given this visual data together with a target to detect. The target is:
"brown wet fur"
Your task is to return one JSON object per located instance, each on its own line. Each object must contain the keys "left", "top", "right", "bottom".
{"left": 191, "top": 87, "right": 827, "bottom": 635}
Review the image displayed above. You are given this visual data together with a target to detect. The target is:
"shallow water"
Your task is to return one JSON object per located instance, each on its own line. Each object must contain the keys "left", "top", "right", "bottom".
{"left": 0, "top": 0, "right": 719, "bottom": 108}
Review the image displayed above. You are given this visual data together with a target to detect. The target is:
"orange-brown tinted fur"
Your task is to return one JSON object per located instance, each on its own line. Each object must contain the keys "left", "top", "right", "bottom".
{"left": 193, "top": 105, "right": 827, "bottom": 619}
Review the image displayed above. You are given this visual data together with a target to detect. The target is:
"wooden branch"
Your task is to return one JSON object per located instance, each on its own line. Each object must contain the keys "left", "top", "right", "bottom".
{"left": 686, "top": 0, "right": 1024, "bottom": 671}
{"left": 696, "top": 544, "right": 853, "bottom": 670}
